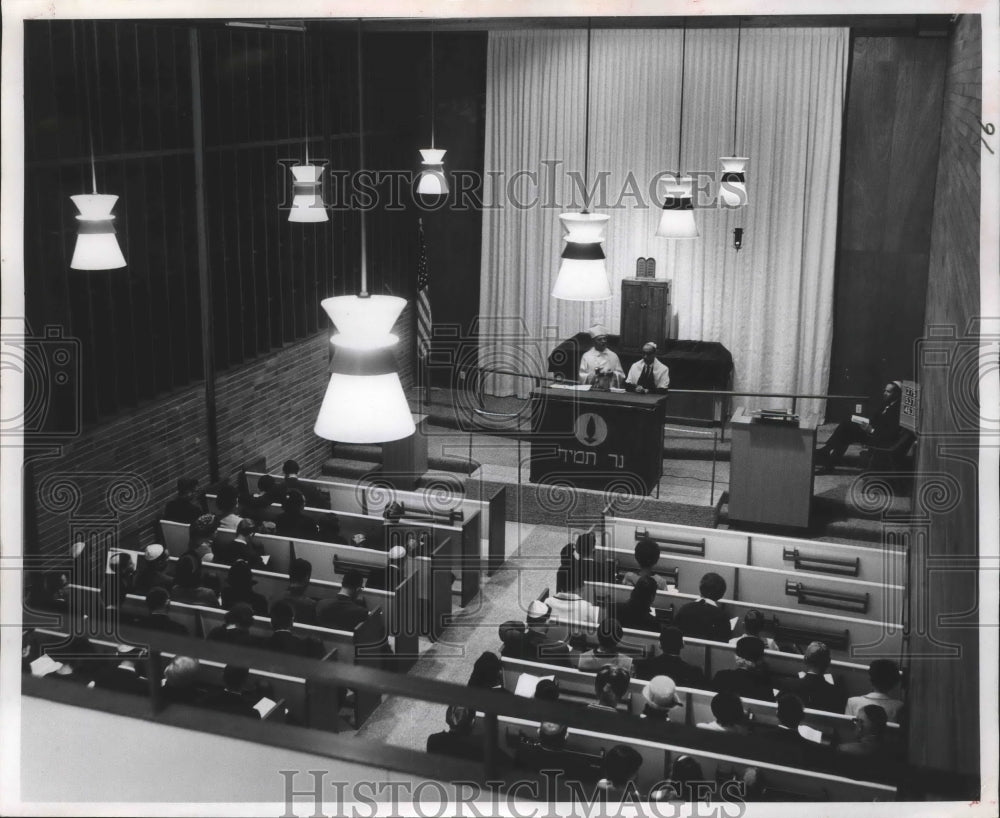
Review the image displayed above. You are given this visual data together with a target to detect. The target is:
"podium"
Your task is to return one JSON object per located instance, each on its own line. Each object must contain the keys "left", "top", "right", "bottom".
{"left": 381, "top": 414, "right": 428, "bottom": 490}
{"left": 728, "top": 407, "right": 818, "bottom": 529}
{"left": 528, "top": 387, "right": 667, "bottom": 495}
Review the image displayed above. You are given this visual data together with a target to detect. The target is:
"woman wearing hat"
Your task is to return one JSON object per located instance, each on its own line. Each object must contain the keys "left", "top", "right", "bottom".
{"left": 640, "top": 675, "right": 682, "bottom": 721}
{"left": 221, "top": 560, "right": 269, "bottom": 616}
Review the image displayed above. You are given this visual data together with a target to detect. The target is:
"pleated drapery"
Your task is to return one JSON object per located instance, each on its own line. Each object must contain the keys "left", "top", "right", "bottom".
{"left": 479, "top": 27, "right": 849, "bottom": 417}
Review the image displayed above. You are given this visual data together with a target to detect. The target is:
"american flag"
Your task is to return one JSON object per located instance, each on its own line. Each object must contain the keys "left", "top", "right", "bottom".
{"left": 416, "top": 218, "right": 432, "bottom": 362}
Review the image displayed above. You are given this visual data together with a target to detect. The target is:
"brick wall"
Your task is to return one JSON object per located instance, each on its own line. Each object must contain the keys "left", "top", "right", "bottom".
{"left": 906, "top": 13, "right": 981, "bottom": 779}
{"left": 30, "top": 332, "right": 334, "bottom": 556}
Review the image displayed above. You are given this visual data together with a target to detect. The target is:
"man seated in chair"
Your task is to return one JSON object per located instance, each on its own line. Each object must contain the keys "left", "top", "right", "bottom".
{"left": 578, "top": 325, "right": 624, "bottom": 386}
{"left": 815, "top": 381, "right": 902, "bottom": 474}
{"left": 625, "top": 342, "right": 670, "bottom": 394}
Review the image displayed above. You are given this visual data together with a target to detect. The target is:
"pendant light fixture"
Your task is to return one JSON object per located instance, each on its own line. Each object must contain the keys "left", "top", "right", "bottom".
{"left": 71, "top": 22, "right": 126, "bottom": 270}
{"left": 288, "top": 31, "right": 328, "bottom": 223}
{"left": 552, "top": 21, "right": 611, "bottom": 302}
{"left": 719, "top": 20, "right": 749, "bottom": 209}
{"left": 656, "top": 25, "right": 699, "bottom": 240}
{"left": 315, "top": 21, "right": 415, "bottom": 444}
{"left": 416, "top": 31, "right": 448, "bottom": 196}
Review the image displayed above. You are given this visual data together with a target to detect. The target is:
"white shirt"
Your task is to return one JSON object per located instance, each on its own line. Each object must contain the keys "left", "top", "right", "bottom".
{"left": 546, "top": 592, "right": 601, "bottom": 629}
{"left": 626, "top": 358, "right": 670, "bottom": 390}
{"left": 845, "top": 691, "right": 904, "bottom": 722}
{"left": 579, "top": 347, "right": 624, "bottom": 382}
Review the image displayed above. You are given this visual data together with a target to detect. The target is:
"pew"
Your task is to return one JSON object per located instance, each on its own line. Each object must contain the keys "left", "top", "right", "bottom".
{"left": 498, "top": 657, "right": 901, "bottom": 746}
{"left": 245, "top": 470, "right": 508, "bottom": 575}
{"left": 601, "top": 514, "right": 907, "bottom": 585}
{"left": 31, "top": 628, "right": 293, "bottom": 723}
{"left": 542, "top": 616, "right": 889, "bottom": 702}
{"left": 594, "top": 544, "right": 905, "bottom": 625}
{"left": 237, "top": 474, "right": 487, "bottom": 606}
{"left": 160, "top": 520, "right": 454, "bottom": 642}
{"left": 583, "top": 580, "right": 904, "bottom": 660}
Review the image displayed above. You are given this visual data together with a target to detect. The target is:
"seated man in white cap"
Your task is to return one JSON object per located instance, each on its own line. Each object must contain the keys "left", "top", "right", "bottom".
{"left": 578, "top": 325, "right": 624, "bottom": 386}
{"left": 625, "top": 342, "right": 670, "bottom": 394}
{"left": 134, "top": 544, "right": 173, "bottom": 594}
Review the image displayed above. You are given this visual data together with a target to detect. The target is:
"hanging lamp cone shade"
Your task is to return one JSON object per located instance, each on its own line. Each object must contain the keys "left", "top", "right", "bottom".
{"left": 314, "top": 294, "right": 415, "bottom": 443}
{"left": 655, "top": 177, "right": 699, "bottom": 239}
{"left": 719, "top": 156, "right": 749, "bottom": 208}
{"left": 416, "top": 148, "right": 449, "bottom": 195}
{"left": 288, "top": 164, "right": 329, "bottom": 223}
{"left": 70, "top": 194, "right": 127, "bottom": 270}
{"left": 552, "top": 212, "right": 612, "bottom": 301}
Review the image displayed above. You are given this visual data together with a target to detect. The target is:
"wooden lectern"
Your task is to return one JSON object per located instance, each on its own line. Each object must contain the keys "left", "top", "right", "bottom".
{"left": 728, "top": 407, "right": 818, "bottom": 529}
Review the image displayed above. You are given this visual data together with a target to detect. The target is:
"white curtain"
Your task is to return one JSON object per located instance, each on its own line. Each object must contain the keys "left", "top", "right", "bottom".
{"left": 479, "top": 27, "right": 849, "bottom": 417}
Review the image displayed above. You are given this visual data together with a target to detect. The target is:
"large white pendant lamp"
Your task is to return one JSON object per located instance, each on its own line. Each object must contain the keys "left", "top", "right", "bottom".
{"left": 656, "top": 26, "right": 699, "bottom": 240}
{"left": 315, "top": 21, "right": 414, "bottom": 444}
{"left": 719, "top": 21, "right": 750, "bottom": 209}
{"left": 416, "top": 32, "right": 449, "bottom": 196}
{"left": 71, "top": 23, "right": 126, "bottom": 270}
{"left": 553, "top": 22, "right": 611, "bottom": 302}
{"left": 288, "top": 32, "right": 328, "bottom": 223}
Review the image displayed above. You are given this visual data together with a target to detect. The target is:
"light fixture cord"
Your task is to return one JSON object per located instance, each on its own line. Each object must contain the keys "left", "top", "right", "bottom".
{"left": 357, "top": 19, "right": 368, "bottom": 295}
{"left": 430, "top": 31, "right": 435, "bottom": 150}
{"left": 85, "top": 22, "right": 98, "bottom": 193}
{"left": 677, "top": 24, "right": 687, "bottom": 175}
{"left": 732, "top": 20, "right": 742, "bottom": 155}
{"left": 582, "top": 20, "right": 592, "bottom": 211}
{"left": 304, "top": 33, "right": 310, "bottom": 165}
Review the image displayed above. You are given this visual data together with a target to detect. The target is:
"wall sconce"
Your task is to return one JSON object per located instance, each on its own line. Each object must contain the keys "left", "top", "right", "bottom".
{"left": 733, "top": 227, "right": 744, "bottom": 251}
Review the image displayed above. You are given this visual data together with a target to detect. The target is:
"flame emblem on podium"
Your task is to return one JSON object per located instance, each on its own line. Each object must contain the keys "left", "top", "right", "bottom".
{"left": 574, "top": 412, "right": 608, "bottom": 447}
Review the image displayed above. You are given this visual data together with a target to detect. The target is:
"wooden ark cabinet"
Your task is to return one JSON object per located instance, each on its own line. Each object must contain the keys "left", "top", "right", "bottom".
{"left": 620, "top": 277, "right": 671, "bottom": 350}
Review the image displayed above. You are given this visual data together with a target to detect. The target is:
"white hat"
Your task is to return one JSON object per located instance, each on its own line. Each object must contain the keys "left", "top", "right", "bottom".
{"left": 526, "top": 600, "right": 551, "bottom": 621}
{"left": 144, "top": 544, "right": 166, "bottom": 562}
{"left": 588, "top": 324, "right": 609, "bottom": 339}
{"left": 642, "top": 675, "right": 680, "bottom": 709}
{"left": 387, "top": 545, "right": 407, "bottom": 560}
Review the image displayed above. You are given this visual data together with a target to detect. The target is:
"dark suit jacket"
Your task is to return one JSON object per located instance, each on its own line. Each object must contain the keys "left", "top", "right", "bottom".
{"left": 635, "top": 653, "right": 708, "bottom": 688}
{"left": 133, "top": 566, "right": 174, "bottom": 595}
{"left": 673, "top": 599, "right": 732, "bottom": 642}
{"left": 163, "top": 497, "right": 205, "bottom": 525}
{"left": 780, "top": 672, "right": 845, "bottom": 713}
{"left": 426, "top": 731, "right": 513, "bottom": 766}
{"left": 207, "top": 625, "right": 260, "bottom": 647}
{"left": 869, "top": 399, "right": 902, "bottom": 446}
{"left": 220, "top": 587, "right": 269, "bottom": 616}
{"left": 712, "top": 668, "right": 775, "bottom": 701}
{"left": 201, "top": 689, "right": 262, "bottom": 719}
{"left": 276, "top": 592, "right": 318, "bottom": 625}
{"left": 274, "top": 513, "right": 322, "bottom": 541}
{"left": 211, "top": 539, "right": 265, "bottom": 568}
{"left": 266, "top": 629, "right": 324, "bottom": 658}
{"left": 316, "top": 595, "right": 369, "bottom": 631}
{"left": 140, "top": 613, "right": 189, "bottom": 635}
{"left": 615, "top": 601, "right": 660, "bottom": 633}
{"left": 96, "top": 665, "right": 148, "bottom": 696}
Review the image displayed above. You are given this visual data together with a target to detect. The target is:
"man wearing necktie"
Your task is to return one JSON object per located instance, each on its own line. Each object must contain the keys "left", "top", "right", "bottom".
{"left": 625, "top": 342, "right": 670, "bottom": 394}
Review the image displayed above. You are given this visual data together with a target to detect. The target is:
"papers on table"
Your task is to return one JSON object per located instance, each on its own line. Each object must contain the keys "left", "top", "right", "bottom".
{"left": 549, "top": 383, "right": 592, "bottom": 391}
{"left": 514, "top": 673, "right": 555, "bottom": 698}
{"left": 254, "top": 697, "right": 279, "bottom": 718}
{"left": 30, "top": 654, "right": 63, "bottom": 677}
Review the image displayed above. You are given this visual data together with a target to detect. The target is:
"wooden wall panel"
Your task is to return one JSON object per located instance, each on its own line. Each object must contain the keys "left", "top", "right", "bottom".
{"left": 827, "top": 35, "right": 948, "bottom": 417}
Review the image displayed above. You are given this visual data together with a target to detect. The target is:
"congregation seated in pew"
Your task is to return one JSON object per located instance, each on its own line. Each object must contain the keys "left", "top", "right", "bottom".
{"left": 171, "top": 553, "right": 219, "bottom": 607}
{"left": 697, "top": 691, "right": 748, "bottom": 735}
{"left": 638, "top": 675, "right": 682, "bottom": 722}
{"left": 266, "top": 601, "right": 324, "bottom": 658}
{"left": 274, "top": 490, "right": 322, "bottom": 541}
{"left": 275, "top": 558, "right": 319, "bottom": 624}
{"left": 139, "top": 587, "right": 189, "bottom": 635}
{"left": 615, "top": 576, "right": 661, "bottom": 633}
{"left": 712, "top": 636, "right": 775, "bottom": 702}
{"left": 634, "top": 626, "right": 708, "bottom": 688}
{"left": 134, "top": 544, "right": 173, "bottom": 594}
{"left": 672, "top": 572, "right": 732, "bottom": 643}
{"left": 316, "top": 569, "right": 369, "bottom": 631}
{"left": 467, "top": 651, "right": 507, "bottom": 692}
{"left": 578, "top": 618, "right": 633, "bottom": 674}
{"left": 212, "top": 519, "right": 266, "bottom": 568}
{"left": 221, "top": 560, "right": 269, "bottom": 616}
{"left": 199, "top": 664, "right": 270, "bottom": 720}
{"left": 846, "top": 659, "right": 905, "bottom": 722}
{"left": 779, "top": 641, "right": 845, "bottom": 713}
{"left": 546, "top": 564, "right": 601, "bottom": 630}
{"left": 622, "top": 537, "right": 672, "bottom": 591}
{"left": 499, "top": 603, "right": 573, "bottom": 667}
{"left": 730, "top": 609, "right": 780, "bottom": 652}
{"left": 426, "top": 705, "right": 513, "bottom": 766}
{"left": 162, "top": 476, "right": 207, "bottom": 525}
{"left": 208, "top": 603, "right": 258, "bottom": 646}
{"left": 588, "top": 665, "right": 631, "bottom": 714}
